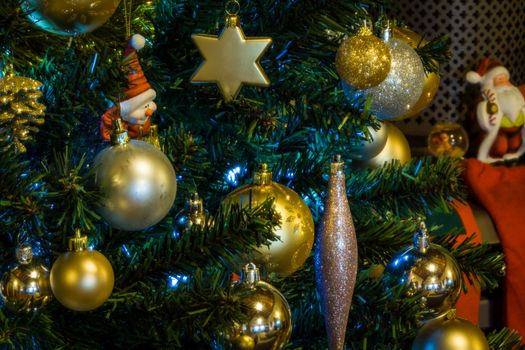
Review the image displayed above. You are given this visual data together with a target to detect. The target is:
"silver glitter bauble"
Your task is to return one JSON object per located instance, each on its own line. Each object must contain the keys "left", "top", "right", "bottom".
{"left": 365, "top": 36, "right": 425, "bottom": 120}
{"left": 385, "top": 222, "right": 462, "bottom": 322}
{"left": 94, "top": 120, "right": 177, "bottom": 231}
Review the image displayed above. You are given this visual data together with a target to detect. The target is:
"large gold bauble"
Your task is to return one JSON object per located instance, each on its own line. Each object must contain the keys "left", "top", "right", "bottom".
{"left": 222, "top": 264, "right": 292, "bottom": 350}
{"left": 393, "top": 27, "right": 441, "bottom": 120}
{"left": 223, "top": 164, "right": 314, "bottom": 276}
{"left": 50, "top": 230, "right": 114, "bottom": 311}
{"left": 94, "top": 138, "right": 177, "bottom": 231}
{"left": 335, "top": 27, "right": 391, "bottom": 90}
{"left": 353, "top": 122, "right": 389, "bottom": 160}
{"left": 427, "top": 123, "right": 469, "bottom": 158}
{"left": 0, "top": 245, "right": 52, "bottom": 311}
{"left": 412, "top": 311, "right": 489, "bottom": 350}
{"left": 385, "top": 223, "right": 462, "bottom": 321}
{"left": 21, "top": 0, "right": 121, "bottom": 36}
{"left": 354, "top": 123, "right": 411, "bottom": 168}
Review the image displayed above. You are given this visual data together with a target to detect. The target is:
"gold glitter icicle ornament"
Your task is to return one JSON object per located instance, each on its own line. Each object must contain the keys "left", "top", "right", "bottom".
{"left": 314, "top": 155, "right": 358, "bottom": 350}
{"left": 0, "top": 244, "right": 52, "bottom": 312}
{"left": 385, "top": 221, "right": 462, "bottom": 322}
{"left": 219, "top": 263, "right": 292, "bottom": 349}
{"left": 50, "top": 229, "right": 114, "bottom": 311}
{"left": 335, "top": 24, "right": 391, "bottom": 90}
{"left": 191, "top": 1, "right": 272, "bottom": 102}
{"left": 412, "top": 309, "right": 489, "bottom": 350}
{"left": 223, "top": 164, "right": 314, "bottom": 276}
{"left": 21, "top": 0, "right": 121, "bottom": 36}
{"left": 94, "top": 119, "right": 177, "bottom": 231}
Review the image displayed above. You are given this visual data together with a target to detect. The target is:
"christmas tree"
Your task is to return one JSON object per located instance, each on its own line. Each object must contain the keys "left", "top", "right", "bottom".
{"left": 0, "top": 0, "right": 521, "bottom": 348}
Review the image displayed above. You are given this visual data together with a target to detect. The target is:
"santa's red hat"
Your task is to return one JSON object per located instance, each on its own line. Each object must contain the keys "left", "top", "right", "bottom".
{"left": 119, "top": 34, "right": 157, "bottom": 118}
{"left": 466, "top": 58, "right": 510, "bottom": 88}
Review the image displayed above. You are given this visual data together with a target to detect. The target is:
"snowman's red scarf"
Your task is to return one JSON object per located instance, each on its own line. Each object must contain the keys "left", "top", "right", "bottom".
{"left": 463, "top": 158, "right": 525, "bottom": 341}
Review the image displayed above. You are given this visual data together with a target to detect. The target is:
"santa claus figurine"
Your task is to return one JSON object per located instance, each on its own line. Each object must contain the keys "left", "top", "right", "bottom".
{"left": 100, "top": 34, "right": 157, "bottom": 141}
{"left": 466, "top": 58, "right": 525, "bottom": 163}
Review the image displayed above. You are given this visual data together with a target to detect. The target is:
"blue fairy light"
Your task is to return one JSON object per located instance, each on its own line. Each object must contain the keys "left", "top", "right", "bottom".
{"left": 168, "top": 274, "right": 189, "bottom": 289}
{"left": 226, "top": 166, "right": 243, "bottom": 186}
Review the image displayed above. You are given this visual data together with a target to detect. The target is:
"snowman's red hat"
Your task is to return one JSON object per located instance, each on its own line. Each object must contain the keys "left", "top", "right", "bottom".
{"left": 466, "top": 58, "right": 509, "bottom": 88}
{"left": 119, "top": 34, "right": 156, "bottom": 117}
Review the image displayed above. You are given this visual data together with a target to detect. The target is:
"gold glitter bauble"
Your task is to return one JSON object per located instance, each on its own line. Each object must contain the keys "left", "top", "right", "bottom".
{"left": 21, "top": 0, "right": 121, "bottom": 36}
{"left": 94, "top": 120, "right": 177, "bottom": 231}
{"left": 223, "top": 264, "right": 292, "bottom": 349}
{"left": 412, "top": 311, "right": 489, "bottom": 350}
{"left": 386, "top": 223, "right": 462, "bottom": 321}
{"left": 50, "top": 230, "right": 114, "bottom": 311}
{"left": 428, "top": 123, "right": 469, "bottom": 158}
{"left": 335, "top": 27, "right": 391, "bottom": 90}
{"left": 223, "top": 164, "right": 314, "bottom": 276}
{"left": 0, "top": 245, "right": 52, "bottom": 312}
{"left": 393, "top": 27, "right": 441, "bottom": 120}
{"left": 354, "top": 123, "right": 411, "bottom": 168}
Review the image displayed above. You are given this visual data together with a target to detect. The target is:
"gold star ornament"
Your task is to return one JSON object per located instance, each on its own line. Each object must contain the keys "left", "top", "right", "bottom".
{"left": 191, "top": 14, "right": 272, "bottom": 102}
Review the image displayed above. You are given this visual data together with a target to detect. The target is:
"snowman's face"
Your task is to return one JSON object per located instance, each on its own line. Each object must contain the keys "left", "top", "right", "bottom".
{"left": 123, "top": 101, "right": 157, "bottom": 125}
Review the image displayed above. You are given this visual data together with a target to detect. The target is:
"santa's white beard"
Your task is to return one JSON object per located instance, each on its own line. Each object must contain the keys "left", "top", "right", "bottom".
{"left": 494, "top": 85, "right": 525, "bottom": 122}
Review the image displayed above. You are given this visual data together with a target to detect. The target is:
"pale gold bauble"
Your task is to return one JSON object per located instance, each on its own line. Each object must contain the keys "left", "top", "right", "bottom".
{"left": 353, "top": 122, "right": 389, "bottom": 160}
{"left": 22, "top": 0, "right": 121, "bottom": 36}
{"left": 0, "top": 245, "right": 52, "bottom": 311}
{"left": 94, "top": 120, "right": 177, "bottom": 231}
{"left": 393, "top": 27, "right": 441, "bottom": 120}
{"left": 354, "top": 123, "right": 411, "bottom": 168}
{"left": 50, "top": 230, "right": 114, "bottom": 312}
{"left": 412, "top": 311, "right": 489, "bottom": 350}
{"left": 223, "top": 264, "right": 292, "bottom": 350}
{"left": 223, "top": 164, "right": 314, "bottom": 276}
{"left": 428, "top": 123, "right": 469, "bottom": 158}
{"left": 335, "top": 27, "right": 391, "bottom": 90}
{"left": 386, "top": 222, "right": 462, "bottom": 321}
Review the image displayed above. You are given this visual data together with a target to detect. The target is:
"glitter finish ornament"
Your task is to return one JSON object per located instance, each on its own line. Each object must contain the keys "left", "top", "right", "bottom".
{"left": 335, "top": 26, "right": 391, "bottom": 90}
{"left": 385, "top": 222, "right": 462, "bottom": 321}
{"left": 50, "top": 229, "right": 114, "bottom": 311}
{"left": 361, "top": 28, "right": 425, "bottom": 120}
{"left": 428, "top": 123, "right": 469, "bottom": 158}
{"left": 223, "top": 164, "right": 314, "bottom": 276}
{"left": 219, "top": 263, "right": 292, "bottom": 349}
{"left": 21, "top": 0, "right": 121, "bottom": 36}
{"left": 94, "top": 119, "right": 177, "bottom": 231}
{"left": 412, "top": 310, "right": 489, "bottom": 350}
{"left": 314, "top": 155, "right": 358, "bottom": 350}
{"left": 0, "top": 244, "right": 52, "bottom": 311}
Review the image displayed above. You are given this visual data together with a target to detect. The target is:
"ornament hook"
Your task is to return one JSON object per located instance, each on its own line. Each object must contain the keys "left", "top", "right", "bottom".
{"left": 242, "top": 263, "right": 261, "bottom": 284}
{"left": 225, "top": 0, "right": 240, "bottom": 15}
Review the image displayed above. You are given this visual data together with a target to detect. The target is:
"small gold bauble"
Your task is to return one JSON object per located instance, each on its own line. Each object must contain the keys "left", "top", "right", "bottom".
{"left": 412, "top": 311, "right": 489, "bottom": 350}
{"left": 393, "top": 27, "right": 441, "bottom": 120}
{"left": 427, "top": 123, "right": 469, "bottom": 158}
{"left": 223, "top": 164, "right": 314, "bottom": 276}
{"left": 50, "top": 230, "right": 114, "bottom": 311}
{"left": 335, "top": 27, "right": 391, "bottom": 90}
{"left": 354, "top": 123, "right": 411, "bottom": 168}
{"left": 94, "top": 120, "right": 177, "bottom": 231}
{"left": 386, "top": 223, "right": 462, "bottom": 321}
{"left": 21, "top": 0, "right": 121, "bottom": 36}
{"left": 223, "top": 264, "right": 292, "bottom": 350}
{"left": 0, "top": 245, "right": 52, "bottom": 312}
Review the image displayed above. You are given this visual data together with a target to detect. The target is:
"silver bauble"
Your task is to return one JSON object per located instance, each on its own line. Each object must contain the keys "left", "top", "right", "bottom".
{"left": 365, "top": 36, "right": 425, "bottom": 120}
{"left": 94, "top": 121, "right": 177, "bottom": 231}
{"left": 385, "top": 222, "right": 462, "bottom": 321}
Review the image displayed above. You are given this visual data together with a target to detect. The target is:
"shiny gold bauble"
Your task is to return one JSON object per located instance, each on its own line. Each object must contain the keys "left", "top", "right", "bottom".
{"left": 21, "top": 0, "right": 121, "bottom": 36}
{"left": 335, "top": 27, "right": 391, "bottom": 90}
{"left": 354, "top": 123, "right": 411, "bottom": 168}
{"left": 393, "top": 27, "right": 441, "bottom": 120}
{"left": 223, "top": 264, "right": 292, "bottom": 350}
{"left": 0, "top": 245, "right": 52, "bottom": 311}
{"left": 50, "top": 230, "right": 114, "bottom": 311}
{"left": 94, "top": 124, "right": 177, "bottom": 231}
{"left": 427, "top": 123, "right": 469, "bottom": 158}
{"left": 223, "top": 164, "right": 314, "bottom": 276}
{"left": 385, "top": 223, "right": 462, "bottom": 321}
{"left": 412, "top": 311, "right": 489, "bottom": 350}
{"left": 353, "top": 122, "right": 389, "bottom": 160}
